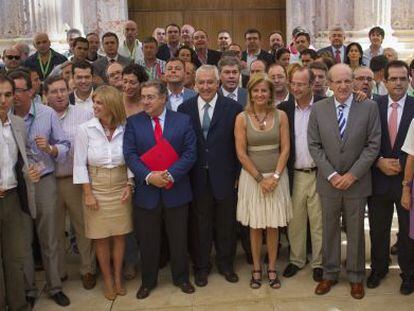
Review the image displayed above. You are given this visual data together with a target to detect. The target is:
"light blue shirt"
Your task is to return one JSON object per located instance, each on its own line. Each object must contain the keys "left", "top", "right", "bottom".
{"left": 150, "top": 108, "right": 167, "bottom": 131}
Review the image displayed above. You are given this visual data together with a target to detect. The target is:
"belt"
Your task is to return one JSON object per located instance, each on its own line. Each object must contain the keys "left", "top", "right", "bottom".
{"left": 40, "top": 172, "right": 53, "bottom": 179}
{"left": 294, "top": 167, "right": 317, "bottom": 173}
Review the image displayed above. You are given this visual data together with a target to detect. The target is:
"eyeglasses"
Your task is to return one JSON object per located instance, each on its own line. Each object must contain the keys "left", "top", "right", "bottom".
{"left": 5, "top": 55, "right": 21, "bottom": 60}
{"left": 15, "top": 88, "right": 29, "bottom": 94}
{"left": 387, "top": 77, "right": 408, "bottom": 83}
{"left": 355, "top": 76, "right": 373, "bottom": 82}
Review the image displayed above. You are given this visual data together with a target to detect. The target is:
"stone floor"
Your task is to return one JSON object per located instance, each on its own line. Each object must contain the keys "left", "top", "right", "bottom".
{"left": 33, "top": 217, "right": 414, "bottom": 311}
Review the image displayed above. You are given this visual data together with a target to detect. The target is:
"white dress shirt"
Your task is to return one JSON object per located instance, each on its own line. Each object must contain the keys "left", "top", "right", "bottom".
{"left": 73, "top": 117, "right": 132, "bottom": 184}
{"left": 0, "top": 116, "right": 18, "bottom": 189}
{"left": 74, "top": 89, "right": 94, "bottom": 110}
{"left": 387, "top": 94, "right": 406, "bottom": 129}
{"left": 118, "top": 39, "right": 144, "bottom": 63}
{"left": 294, "top": 98, "right": 315, "bottom": 169}
{"left": 197, "top": 93, "right": 218, "bottom": 124}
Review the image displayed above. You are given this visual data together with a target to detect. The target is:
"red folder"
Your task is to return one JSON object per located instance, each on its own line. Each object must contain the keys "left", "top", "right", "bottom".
{"left": 140, "top": 138, "right": 179, "bottom": 189}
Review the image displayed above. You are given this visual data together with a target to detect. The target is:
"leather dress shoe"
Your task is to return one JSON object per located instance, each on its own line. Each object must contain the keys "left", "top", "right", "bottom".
{"left": 178, "top": 282, "right": 195, "bottom": 294}
{"left": 81, "top": 273, "right": 97, "bottom": 290}
{"left": 136, "top": 286, "right": 152, "bottom": 299}
{"left": 283, "top": 263, "right": 300, "bottom": 278}
{"left": 400, "top": 274, "right": 414, "bottom": 295}
{"left": 367, "top": 271, "right": 384, "bottom": 289}
{"left": 220, "top": 270, "right": 239, "bottom": 283}
{"left": 60, "top": 274, "right": 68, "bottom": 282}
{"left": 315, "top": 280, "right": 338, "bottom": 295}
{"left": 312, "top": 268, "right": 323, "bottom": 282}
{"left": 195, "top": 272, "right": 208, "bottom": 287}
{"left": 26, "top": 296, "right": 36, "bottom": 308}
{"left": 350, "top": 282, "right": 365, "bottom": 299}
{"left": 51, "top": 291, "right": 70, "bottom": 306}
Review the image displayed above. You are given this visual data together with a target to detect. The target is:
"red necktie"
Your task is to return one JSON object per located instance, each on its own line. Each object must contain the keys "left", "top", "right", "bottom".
{"left": 388, "top": 102, "right": 398, "bottom": 148}
{"left": 335, "top": 49, "right": 341, "bottom": 63}
{"left": 153, "top": 116, "right": 162, "bottom": 143}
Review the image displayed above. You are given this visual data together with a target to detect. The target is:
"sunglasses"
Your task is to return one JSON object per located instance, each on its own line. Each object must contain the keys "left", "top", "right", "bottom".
{"left": 6, "top": 55, "right": 21, "bottom": 60}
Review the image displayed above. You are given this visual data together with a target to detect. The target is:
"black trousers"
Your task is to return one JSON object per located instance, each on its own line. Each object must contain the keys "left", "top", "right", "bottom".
{"left": 190, "top": 178, "right": 237, "bottom": 274}
{"left": 134, "top": 203, "right": 189, "bottom": 288}
{"left": 368, "top": 190, "right": 414, "bottom": 277}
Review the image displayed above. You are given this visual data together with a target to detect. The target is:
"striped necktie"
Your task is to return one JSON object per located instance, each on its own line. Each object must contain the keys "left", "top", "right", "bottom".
{"left": 337, "top": 104, "right": 346, "bottom": 139}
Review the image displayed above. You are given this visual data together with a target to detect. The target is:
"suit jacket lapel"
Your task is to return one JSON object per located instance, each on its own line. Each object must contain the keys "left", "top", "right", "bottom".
{"left": 394, "top": 98, "right": 414, "bottom": 150}
{"left": 379, "top": 99, "right": 392, "bottom": 151}
{"left": 189, "top": 98, "right": 202, "bottom": 135}
{"left": 209, "top": 96, "right": 225, "bottom": 131}
{"left": 342, "top": 99, "right": 358, "bottom": 144}
{"left": 326, "top": 98, "right": 342, "bottom": 142}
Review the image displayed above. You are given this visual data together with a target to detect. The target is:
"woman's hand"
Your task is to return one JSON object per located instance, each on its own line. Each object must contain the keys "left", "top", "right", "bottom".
{"left": 260, "top": 177, "right": 277, "bottom": 194}
{"left": 120, "top": 185, "right": 131, "bottom": 204}
{"left": 85, "top": 192, "right": 99, "bottom": 210}
{"left": 401, "top": 187, "right": 411, "bottom": 210}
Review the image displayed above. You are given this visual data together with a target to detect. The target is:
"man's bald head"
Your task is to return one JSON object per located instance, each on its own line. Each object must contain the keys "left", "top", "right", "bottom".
{"left": 33, "top": 33, "right": 51, "bottom": 55}
{"left": 124, "top": 20, "right": 138, "bottom": 43}
{"left": 328, "top": 64, "right": 354, "bottom": 103}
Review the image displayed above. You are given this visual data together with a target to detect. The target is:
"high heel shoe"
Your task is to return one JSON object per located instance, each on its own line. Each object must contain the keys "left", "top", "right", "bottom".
{"left": 268, "top": 269, "right": 281, "bottom": 289}
{"left": 250, "top": 270, "right": 262, "bottom": 289}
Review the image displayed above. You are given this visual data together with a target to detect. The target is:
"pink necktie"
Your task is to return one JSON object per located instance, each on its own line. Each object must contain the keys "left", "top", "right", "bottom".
{"left": 388, "top": 102, "right": 398, "bottom": 148}
{"left": 335, "top": 49, "right": 341, "bottom": 63}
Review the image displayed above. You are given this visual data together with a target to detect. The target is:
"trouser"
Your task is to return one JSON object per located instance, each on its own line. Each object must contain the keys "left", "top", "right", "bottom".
{"left": 56, "top": 176, "right": 95, "bottom": 277}
{"left": 24, "top": 173, "right": 62, "bottom": 297}
{"left": 288, "top": 171, "right": 322, "bottom": 268}
{"left": 321, "top": 195, "right": 366, "bottom": 283}
{"left": 0, "top": 189, "right": 31, "bottom": 311}
{"left": 134, "top": 203, "right": 189, "bottom": 288}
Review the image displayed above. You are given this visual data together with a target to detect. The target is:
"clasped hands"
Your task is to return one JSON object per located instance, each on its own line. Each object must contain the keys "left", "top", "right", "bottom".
{"left": 148, "top": 170, "right": 172, "bottom": 188}
{"left": 330, "top": 172, "right": 357, "bottom": 190}
{"left": 377, "top": 158, "right": 401, "bottom": 176}
{"left": 260, "top": 176, "right": 278, "bottom": 194}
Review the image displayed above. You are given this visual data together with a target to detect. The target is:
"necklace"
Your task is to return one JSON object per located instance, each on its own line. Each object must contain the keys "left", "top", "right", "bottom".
{"left": 252, "top": 109, "right": 269, "bottom": 130}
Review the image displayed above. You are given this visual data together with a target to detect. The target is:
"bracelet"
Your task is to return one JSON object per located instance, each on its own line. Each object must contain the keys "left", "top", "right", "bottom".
{"left": 402, "top": 180, "right": 412, "bottom": 187}
{"left": 255, "top": 173, "right": 264, "bottom": 183}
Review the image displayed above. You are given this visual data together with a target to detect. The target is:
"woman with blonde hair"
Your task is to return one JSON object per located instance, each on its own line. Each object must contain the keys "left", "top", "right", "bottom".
{"left": 74, "top": 85, "right": 133, "bottom": 300}
{"left": 235, "top": 73, "right": 292, "bottom": 289}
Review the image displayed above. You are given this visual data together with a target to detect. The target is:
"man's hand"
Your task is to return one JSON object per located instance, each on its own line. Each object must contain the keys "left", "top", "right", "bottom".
{"left": 0, "top": 189, "right": 6, "bottom": 198}
{"left": 28, "top": 165, "right": 41, "bottom": 182}
{"left": 85, "top": 192, "right": 99, "bottom": 210}
{"left": 149, "top": 171, "right": 170, "bottom": 188}
{"left": 354, "top": 90, "right": 368, "bottom": 102}
{"left": 377, "top": 158, "right": 401, "bottom": 176}
{"left": 335, "top": 173, "right": 357, "bottom": 190}
{"left": 330, "top": 173, "right": 342, "bottom": 188}
{"left": 401, "top": 187, "right": 411, "bottom": 210}
{"left": 34, "top": 136, "right": 52, "bottom": 154}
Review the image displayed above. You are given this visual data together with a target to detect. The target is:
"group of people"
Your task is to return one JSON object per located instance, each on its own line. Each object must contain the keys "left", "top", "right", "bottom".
{"left": 1, "top": 19, "right": 414, "bottom": 311}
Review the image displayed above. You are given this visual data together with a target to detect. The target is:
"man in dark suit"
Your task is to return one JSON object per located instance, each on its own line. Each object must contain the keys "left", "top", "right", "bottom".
{"left": 318, "top": 27, "right": 347, "bottom": 64}
{"left": 0, "top": 74, "right": 39, "bottom": 310}
{"left": 308, "top": 64, "right": 381, "bottom": 299}
{"left": 123, "top": 80, "right": 197, "bottom": 299}
{"left": 279, "top": 66, "right": 325, "bottom": 282}
{"left": 178, "top": 65, "right": 243, "bottom": 287}
{"left": 193, "top": 30, "right": 222, "bottom": 68}
{"left": 92, "top": 32, "right": 131, "bottom": 82}
{"left": 367, "top": 60, "right": 414, "bottom": 295}
{"left": 156, "top": 24, "right": 181, "bottom": 62}
{"left": 218, "top": 56, "right": 247, "bottom": 107}
{"left": 267, "top": 63, "right": 293, "bottom": 105}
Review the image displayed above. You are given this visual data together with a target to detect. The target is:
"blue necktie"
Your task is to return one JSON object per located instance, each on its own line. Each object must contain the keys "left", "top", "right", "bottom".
{"left": 202, "top": 102, "right": 211, "bottom": 139}
{"left": 337, "top": 104, "right": 346, "bottom": 139}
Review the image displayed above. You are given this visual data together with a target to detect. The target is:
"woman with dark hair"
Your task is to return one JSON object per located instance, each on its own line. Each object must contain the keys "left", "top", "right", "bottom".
{"left": 235, "top": 73, "right": 292, "bottom": 289}
{"left": 275, "top": 48, "right": 291, "bottom": 68}
{"left": 176, "top": 46, "right": 197, "bottom": 65}
{"left": 345, "top": 42, "right": 365, "bottom": 70}
{"left": 122, "top": 64, "right": 148, "bottom": 117}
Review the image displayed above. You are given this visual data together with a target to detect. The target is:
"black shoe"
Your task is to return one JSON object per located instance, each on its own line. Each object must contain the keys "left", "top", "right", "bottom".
{"left": 313, "top": 268, "right": 323, "bottom": 282}
{"left": 195, "top": 272, "right": 208, "bottom": 287}
{"left": 400, "top": 274, "right": 414, "bottom": 295}
{"left": 283, "top": 263, "right": 300, "bottom": 278}
{"left": 390, "top": 242, "right": 398, "bottom": 255}
{"left": 51, "top": 291, "right": 70, "bottom": 307}
{"left": 220, "top": 270, "right": 239, "bottom": 283}
{"left": 26, "top": 296, "right": 36, "bottom": 308}
{"left": 367, "top": 271, "right": 383, "bottom": 289}
{"left": 60, "top": 274, "right": 68, "bottom": 282}
{"left": 245, "top": 253, "right": 253, "bottom": 265}
{"left": 136, "top": 286, "right": 152, "bottom": 299}
{"left": 178, "top": 282, "right": 195, "bottom": 294}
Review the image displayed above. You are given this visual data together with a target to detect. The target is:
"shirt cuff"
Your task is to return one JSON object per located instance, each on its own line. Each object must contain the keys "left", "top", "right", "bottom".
{"left": 327, "top": 172, "right": 338, "bottom": 181}
{"left": 145, "top": 172, "right": 152, "bottom": 185}
{"left": 73, "top": 166, "right": 90, "bottom": 184}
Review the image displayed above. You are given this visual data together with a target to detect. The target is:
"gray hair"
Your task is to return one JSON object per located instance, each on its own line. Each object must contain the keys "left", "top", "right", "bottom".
{"left": 218, "top": 57, "right": 241, "bottom": 73}
{"left": 195, "top": 65, "right": 219, "bottom": 82}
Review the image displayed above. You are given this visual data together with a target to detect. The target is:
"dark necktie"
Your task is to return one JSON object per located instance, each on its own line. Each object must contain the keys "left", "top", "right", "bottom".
{"left": 337, "top": 104, "right": 346, "bottom": 139}
{"left": 335, "top": 49, "right": 341, "bottom": 63}
{"left": 202, "top": 103, "right": 211, "bottom": 139}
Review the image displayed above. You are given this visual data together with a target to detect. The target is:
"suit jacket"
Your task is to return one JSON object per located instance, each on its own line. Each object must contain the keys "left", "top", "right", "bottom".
{"left": 92, "top": 54, "right": 131, "bottom": 82}
{"left": 178, "top": 94, "right": 243, "bottom": 200}
{"left": 371, "top": 95, "right": 414, "bottom": 195}
{"left": 218, "top": 87, "right": 248, "bottom": 108}
{"left": 307, "top": 96, "right": 381, "bottom": 198}
{"left": 194, "top": 49, "right": 222, "bottom": 67}
{"left": 242, "top": 49, "right": 274, "bottom": 66}
{"left": 317, "top": 45, "right": 347, "bottom": 63}
{"left": 123, "top": 109, "right": 197, "bottom": 209}
{"left": 24, "top": 49, "right": 67, "bottom": 80}
{"left": 166, "top": 88, "right": 197, "bottom": 111}
{"left": 156, "top": 44, "right": 174, "bottom": 61}
{"left": 9, "top": 114, "right": 36, "bottom": 218}
{"left": 278, "top": 95, "right": 325, "bottom": 191}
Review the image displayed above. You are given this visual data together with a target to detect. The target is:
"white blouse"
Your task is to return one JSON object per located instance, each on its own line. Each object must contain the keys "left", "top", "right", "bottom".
{"left": 73, "top": 117, "right": 132, "bottom": 184}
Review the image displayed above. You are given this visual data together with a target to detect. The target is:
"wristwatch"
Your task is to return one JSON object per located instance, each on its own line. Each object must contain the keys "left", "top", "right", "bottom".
{"left": 402, "top": 180, "right": 412, "bottom": 187}
{"left": 273, "top": 170, "right": 281, "bottom": 180}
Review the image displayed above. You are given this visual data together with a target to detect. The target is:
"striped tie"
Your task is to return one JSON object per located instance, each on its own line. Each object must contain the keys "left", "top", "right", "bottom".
{"left": 337, "top": 104, "right": 346, "bottom": 139}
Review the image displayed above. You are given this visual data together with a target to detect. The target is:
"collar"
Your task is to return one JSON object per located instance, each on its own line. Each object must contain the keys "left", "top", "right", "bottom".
{"left": 295, "top": 96, "right": 314, "bottom": 110}
{"left": 124, "top": 39, "right": 140, "bottom": 47}
{"left": 369, "top": 46, "right": 384, "bottom": 56}
{"left": 106, "top": 55, "right": 119, "bottom": 62}
{"left": 168, "top": 87, "right": 184, "bottom": 97}
{"left": 74, "top": 89, "right": 93, "bottom": 102}
{"left": 198, "top": 93, "right": 218, "bottom": 110}
{"left": 221, "top": 86, "right": 238, "bottom": 97}
{"left": 388, "top": 94, "right": 407, "bottom": 108}
{"left": 334, "top": 94, "right": 353, "bottom": 108}
{"left": 247, "top": 49, "right": 261, "bottom": 57}
{"left": 87, "top": 117, "right": 125, "bottom": 137}
{"left": 151, "top": 108, "right": 167, "bottom": 122}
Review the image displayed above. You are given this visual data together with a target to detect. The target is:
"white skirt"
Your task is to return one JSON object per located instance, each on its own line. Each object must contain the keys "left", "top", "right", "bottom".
{"left": 237, "top": 168, "right": 292, "bottom": 229}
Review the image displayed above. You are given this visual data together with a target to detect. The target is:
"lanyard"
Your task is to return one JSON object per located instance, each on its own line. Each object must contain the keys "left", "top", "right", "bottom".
{"left": 38, "top": 51, "right": 52, "bottom": 79}
{"left": 145, "top": 62, "right": 162, "bottom": 80}
{"left": 125, "top": 41, "right": 136, "bottom": 61}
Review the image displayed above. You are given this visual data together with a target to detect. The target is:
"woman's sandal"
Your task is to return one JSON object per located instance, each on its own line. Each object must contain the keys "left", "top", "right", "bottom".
{"left": 250, "top": 270, "right": 262, "bottom": 289}
{"left": 268, "top": 269, "right": 281, "bottom": 289}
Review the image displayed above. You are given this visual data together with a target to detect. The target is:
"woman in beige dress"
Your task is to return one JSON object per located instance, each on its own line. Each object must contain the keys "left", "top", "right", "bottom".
{"left": 74, "top": 85, "right": 133, "bottom": 300}
{"left": 235, "top": 73, "right": 292, "bottom": 289}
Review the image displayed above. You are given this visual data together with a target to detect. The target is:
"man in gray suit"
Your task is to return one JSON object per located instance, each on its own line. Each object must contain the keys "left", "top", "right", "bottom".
{"left": 93, "top": 32, "right": 131, "bottom": 82}
{"left": 0, "top": 74, "right": 39, "bottom": 311}
{"left": 218, "top": 56, "right": 247, "bottom": 107}
{"left": 308, "top": 64, "right": 381, "bottom": 299}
